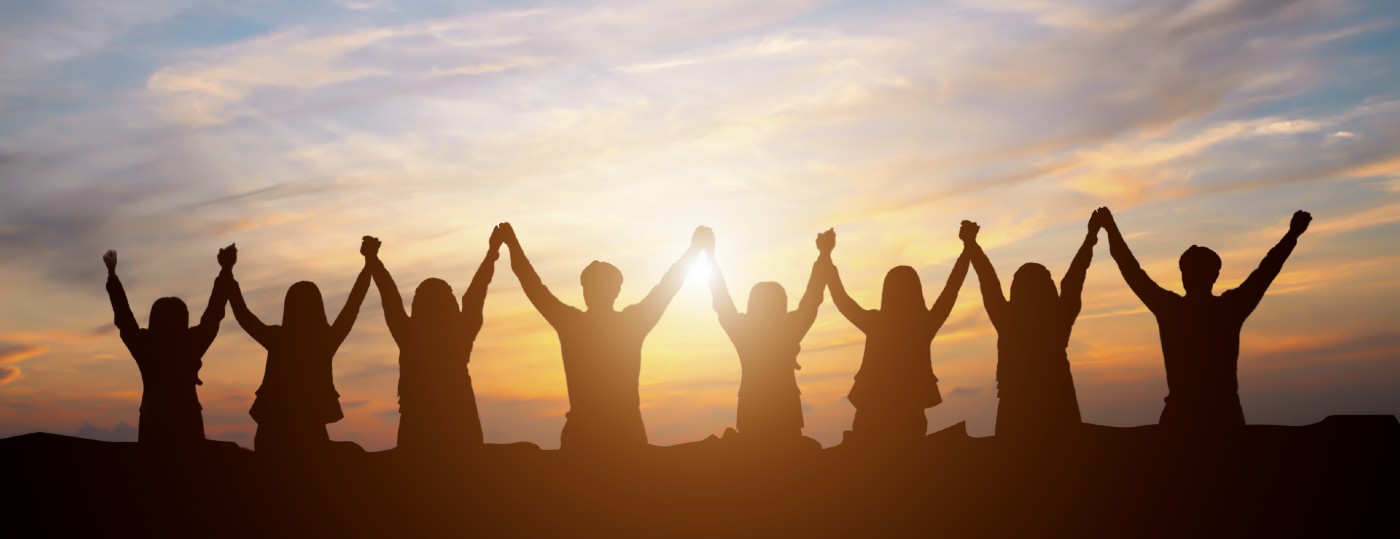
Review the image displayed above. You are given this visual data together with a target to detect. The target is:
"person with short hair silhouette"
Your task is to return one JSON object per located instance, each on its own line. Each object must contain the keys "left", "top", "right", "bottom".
{"left": 704, "top": 229, "right": 831, "bottom": 447}
{"left": 1100, "top": 207, "right": 1312, "bottom": 430}
{"left": 498, "top": 222, "right": 710, "bottom": 452}
{"left": 823, "top": 228, "right": 971, "bottom": 445}
{"left": 363, "top": 228, "right": 502, "bottom": 455}
{"left": 103, "top": 245, "right": 235, "bottom": 444}
{"left": 225, "top": 237, "right": 374, "bottom": 455}
{"left": 962, "top": 216, "right": 1097, "bottom": 440}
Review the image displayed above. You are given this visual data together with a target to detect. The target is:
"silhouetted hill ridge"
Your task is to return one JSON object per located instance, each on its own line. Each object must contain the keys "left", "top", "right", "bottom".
{"left": 4, "top": 416, "right": 1396, "bottom": 537}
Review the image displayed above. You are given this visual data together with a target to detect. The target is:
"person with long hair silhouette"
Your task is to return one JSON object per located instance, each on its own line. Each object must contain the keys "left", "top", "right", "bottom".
{"left": 704, "top": 229, "right": 831, "bottom": 447}
{"left": 225, "top": 237, "right": 373, "bottom": 455}
{"left": 823, "top": 227, "right": 971, "bottom": 445}
{"left": 103, "top": 244, "right": 236, "bottom": 444}
{"left": 498, "top": 222, "right": 710, "bottom": 452}
{"left": 1099, "top": 207, "right": 1311, "bottom": 430}
{"left": 962, "top": 215, "right": 1097, "bottom": 439}
{"left": 364, "top": 228, "right": 502, "bottom": 455}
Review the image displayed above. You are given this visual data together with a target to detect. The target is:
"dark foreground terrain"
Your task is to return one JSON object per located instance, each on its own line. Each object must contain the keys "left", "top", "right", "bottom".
{"left": 4, "top": 416, "right": 1397, "bottom": 537}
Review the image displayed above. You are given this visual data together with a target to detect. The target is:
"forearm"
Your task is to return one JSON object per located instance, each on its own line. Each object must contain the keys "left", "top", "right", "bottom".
{"left": 463, "top": 249, "right": 499, "bottom": 312}
{"left": 967, "top": 241, "right": 1004, "bottom": 303}
{"left": 105, "top": 274, "right": 140, "bottom": 331}
{"left": 1062, "top": 232, "right": 1095, "bottom": 295}
{"left": 1105, "top": 224, "right": 1140, "bottom": 273}
{"left": 198, "top": 268, "right": 232, "bottom": 327}
{"left": 932, "top": 248, "right": 971, "bottom": 315}
{"left": 798, "top": 253, "right": 829, "bottom": 312}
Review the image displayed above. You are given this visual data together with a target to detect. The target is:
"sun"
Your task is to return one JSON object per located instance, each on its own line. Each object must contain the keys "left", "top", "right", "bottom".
{"left": 688, "top": 250, "right": 711, "bottom": 281}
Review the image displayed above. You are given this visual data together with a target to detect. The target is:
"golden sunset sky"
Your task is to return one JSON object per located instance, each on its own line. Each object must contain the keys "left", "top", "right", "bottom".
{"left": 1, "top": 0, "right": 1398, "bottom": 449}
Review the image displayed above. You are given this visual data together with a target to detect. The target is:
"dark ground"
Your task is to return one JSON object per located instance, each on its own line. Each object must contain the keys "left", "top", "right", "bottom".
{"left": 4, "top": 415, "right": 1396, "bottom": 537}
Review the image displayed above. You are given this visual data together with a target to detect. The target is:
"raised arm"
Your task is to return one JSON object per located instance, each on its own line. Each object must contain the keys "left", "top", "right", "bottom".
{"left": 103, "top": 250, "right": 140, "bottom": 338}
{"left": 1059, "top": 211, "right": 1100, "bottom": 321}
{"left": 462, "top": 226, "right": 504, "bottom": 330}
{"left": 928, "top": 234, "right": 972, "bottom": 330}
{"left": 632, "top": 226, "right": 710, "bottom": 331}
{"left": 789, "top": 229, "right": 833, "bottom": 336}
{"left": 1228, "top": 210, "right": 1309, "bottom": 315}
{"left": 329, "top": 238, "right": 375, "bottom": 348}
{"left": 363, "top": 236, "right": 408, "bottom": 344}
{"left": 823, "top": 230, "right": 876, "bottom": 332}
{"left": 499, "top": 222, "right": 574, "bottom": 326}
{"left": 706, "top": 247, "right": 741, "bottom": 335}
{"left": 226, "top": 271, "right": 273, "bottom": 348}
{"left": 1099, "top": 207, "right": 1173, "bottom": 312}
{"left": 189, "top": 244, "right": 237, "bottom": 352}
{"left": 961, "top": 221, "right": 1008, "bottom": 329}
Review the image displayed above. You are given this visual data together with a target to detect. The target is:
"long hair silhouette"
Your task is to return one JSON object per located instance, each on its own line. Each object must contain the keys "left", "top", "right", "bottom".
{"left": 823, "top": 228, "right": 971, "bottom": 445}
{"left": 226, "top": 239, "right": 373, "bottom": 455}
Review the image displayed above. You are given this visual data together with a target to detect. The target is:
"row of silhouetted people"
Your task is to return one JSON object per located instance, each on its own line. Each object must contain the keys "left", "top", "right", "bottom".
{"left": 103, "top": 207, "right": 1313, "bottom": 455}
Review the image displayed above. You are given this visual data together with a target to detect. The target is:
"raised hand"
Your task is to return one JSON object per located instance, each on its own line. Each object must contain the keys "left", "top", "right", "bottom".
{"left": 959, "top": 220, "right": 980, "bottom": 243}
{"left": 816, "top": 228, "right": 835, "bottom": 254}
{"left": 103, "top": 250, "right": 117, "bottom": 274}
{"left": 1290, "top": 210, "right": 1312, "bottom": 236}
{"left": 497, "top": 222, "right": 519, "bottom": 248}
{"left": 489, "top": 225, "right": 505, "bottom": 252}
{"left": 361, "top": 236, "right": 381, "bottom": 258}
{"left": 1089, "top": 208, "right": 1104, "bottom": 234}
{"left": 1096, "top": 206, "right": 1117, "bottom": 231}
{"left": 692, "top": 226, "right": 715, "bottom": 254}
{"left": 217, "top": 243, "right": 237, "bottom": 270}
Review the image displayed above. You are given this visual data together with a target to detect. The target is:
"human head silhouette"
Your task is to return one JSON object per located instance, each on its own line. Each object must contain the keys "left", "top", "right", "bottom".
{"left": 581, "top": 261, "right": 623, "bottom": 311}
{"left": 1010, "top": 263, "right": 1058, "bottom": 313}
{"left": 412, "top": 278, "right": 459, "bottom": 323}
{"left": 747, "top": 282, "right": 788, "bottom": 319}
{"left": 148, "top": 297, "right": 190, "bottom": 333}
{"left": 1179, "top": 245, "right": 1221, "bottom": 296}
{"left": 881, "top": 266, "right": 926, "bottom": 314}
{"left": 283, "top": 281, "right": 329, "bottom": 331}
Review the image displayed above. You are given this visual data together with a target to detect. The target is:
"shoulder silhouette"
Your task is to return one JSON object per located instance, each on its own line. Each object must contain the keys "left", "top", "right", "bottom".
{"left": 1100, "top": 207, "right": 1311, "bottom": 430}
{"left": 823, "top": 227, "right": 971, "bottom": 446}
{"left": 225, "top": 238, "right": 373, "bottom": 457}
{"left": 102, "top": 245, "right": 235, "bottom": 445}
{"left": 704, "top": 229, "right": 830, "bottom": 450}
{"left": 365, "top": 229, "right": 502, "bottom": 457}
{"left": 500, "top": 222, "right": 708, "bottom": 452}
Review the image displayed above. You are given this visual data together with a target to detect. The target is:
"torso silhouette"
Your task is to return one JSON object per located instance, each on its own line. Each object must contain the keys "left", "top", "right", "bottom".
{"left": 848, "top": 312, "right": 942, "bottom": 412}
{"left": 554, "top": 307, "right": 652, "bottom": 448}
{"left": 1139, "top": 290, "right": 1258, "bottom": 426}
{"left": 249, "top": 326, "right": 345, "bottom": 428}
{"left": 106, "top": 275, "right": 225, "bottom": 443}
{"left": 993, "top": 309, "right": 1081, "bottom": 436}
{"left": 724, "top": 315, "right": 806, "bottom": 437}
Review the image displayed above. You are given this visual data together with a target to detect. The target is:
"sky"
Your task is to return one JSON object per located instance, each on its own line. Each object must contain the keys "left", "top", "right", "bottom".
{"left": 1, "top": 0, "right": 1398, "bottom": 450}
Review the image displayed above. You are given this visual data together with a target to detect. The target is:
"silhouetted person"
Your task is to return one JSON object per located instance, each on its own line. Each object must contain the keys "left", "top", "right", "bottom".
{"left": 103, "top": 245, "right": 235, "bottom": 444}
{"left": 963, "top": 216, "right": 1097, "bottom": 440}
{"left": 364, "top": 229, "right": 502, "bottom": 455}
{"left": 705, "top": 229, "right": 830, "bottom": 446}
{"left": 1101, "top": 207, "right": 1312, "bottom": 430}
{"left": 823, "top": 228, "right": 971, "bottom": 445}
{"left": 500, "top": 222, "right": 710, "bottom": 452}
{"left": 226, "top": 238, "right": 373, "bottom": 455}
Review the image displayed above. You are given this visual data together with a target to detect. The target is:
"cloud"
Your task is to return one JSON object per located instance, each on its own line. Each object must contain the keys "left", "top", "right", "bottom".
{"left": 74, "top": 421, "right": 138, "bottom": 442}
